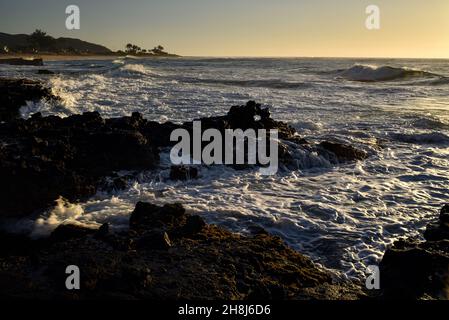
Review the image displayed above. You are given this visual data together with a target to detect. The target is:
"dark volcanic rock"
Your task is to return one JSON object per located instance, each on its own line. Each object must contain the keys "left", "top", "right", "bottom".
{"left": 379, "top": 204, "right": 449, "bottom": 300}
{"left": 130, "top": 202, "right": 186, "bottom": 231}
{"left": 440, "top": 204, "right": 449, "bottom": 224}
{"left": 50, "top": 224, "right": 97, "bottom": 242}
{"left": 0, "top": 111, "right": 159, "bottom": 217}
{"left": 195, "top": 101, "right": 301, "bottom": 142}
{"left": 0, "top": 58, "right": 43, "bottom": 66}
{"left": 136, "top": 231, "right": 172, "bottom": 250}
{"left": 182, "top": 215, "right": 206, "bottom": 236}
{"left": 380, "top": 239, "right": 449, "bottom": 299}
{"left": 318, "top": 141, "right": 368, "bottom": 162}
{"left": 0, "top": 202, "right": 364, "bottom": 299}
{"left": 95, "top": 223, "right": 110, "bottom": 239}
{"left": 0, "top": 96, "right": 369, "bottom": 218}
{"left": 424, "top": 205, "right": 449, "bottom": 242}
{"left": 0, "top": 77, "right": 59, "bottom": 121}
{"left": 169, "top": 165, "right": 198, "bottom": 181}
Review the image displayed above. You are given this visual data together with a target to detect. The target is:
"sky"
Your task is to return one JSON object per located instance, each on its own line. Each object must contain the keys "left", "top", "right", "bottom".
{"left": 0, "top": 0, "right": 448, "bottom": 58}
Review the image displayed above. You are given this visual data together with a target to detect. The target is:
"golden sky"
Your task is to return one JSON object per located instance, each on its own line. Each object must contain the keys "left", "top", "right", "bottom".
{"left": 1, "top": 0, "right": 448, "bottom": 58}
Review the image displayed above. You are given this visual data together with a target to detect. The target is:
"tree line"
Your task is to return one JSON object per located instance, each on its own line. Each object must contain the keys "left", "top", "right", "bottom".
{"left": 122, "top": 43, "right": 168, "bottom": 55}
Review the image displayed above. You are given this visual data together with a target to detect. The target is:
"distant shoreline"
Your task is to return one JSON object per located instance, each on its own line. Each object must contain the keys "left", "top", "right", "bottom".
{"left": 2, "top": 53, "right": 448, "bottom": 61}
{"left": 0, "top": 53, "right": 179, "bottom": 61}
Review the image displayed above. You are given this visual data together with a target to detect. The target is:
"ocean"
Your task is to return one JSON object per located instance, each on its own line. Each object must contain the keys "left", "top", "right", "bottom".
{"left": 2, "top": 57, "right": 449, "bottom": 279}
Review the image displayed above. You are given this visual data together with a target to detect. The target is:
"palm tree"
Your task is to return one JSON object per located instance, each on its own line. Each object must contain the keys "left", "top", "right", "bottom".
{"left": 125, "top": 43, "right": 143, "bottom": 54}
{"left": 125, "top": 43, "right": 134, "bottom": 53}
{"left": 152, "top": 45, "right": 166, "bottom": 55}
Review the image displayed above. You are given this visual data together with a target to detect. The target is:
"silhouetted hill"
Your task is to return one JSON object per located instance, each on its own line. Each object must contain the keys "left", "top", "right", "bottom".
{"left": 0, "top": 32, "right": 112, "bottom": 54}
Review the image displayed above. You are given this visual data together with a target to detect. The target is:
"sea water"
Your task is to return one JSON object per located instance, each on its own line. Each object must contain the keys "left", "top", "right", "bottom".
{"left": 2, "top": 57, "right": 448, "bottom": 279}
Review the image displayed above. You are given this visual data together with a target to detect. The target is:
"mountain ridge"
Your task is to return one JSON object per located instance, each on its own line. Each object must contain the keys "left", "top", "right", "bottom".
{"left": 0, "top": 31, "right": 112, "bottom": 54}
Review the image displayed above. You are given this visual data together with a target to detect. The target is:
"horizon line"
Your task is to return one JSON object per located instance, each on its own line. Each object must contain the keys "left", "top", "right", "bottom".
{"left": 180, "top": 55, "right": 449, "bottom": 60}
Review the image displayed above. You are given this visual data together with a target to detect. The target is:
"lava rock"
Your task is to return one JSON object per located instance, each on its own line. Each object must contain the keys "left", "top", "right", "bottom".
{"left": 129, "top": 202, "right": 186, "bottom": 231}
{"left": 0, "top": 201, "right": 361, "bottom": 300}
{"left": 318, "top": 141, "right": 368, "bottom": 162}
{"left": 50, "top": 224, "right": 97, "bottom": 242}
{"left": 379, "top": 204, "right": 449, "bottom": 300}
{"left": 0, "top": 111, "right": 159, "bottom": 217}
{"left": 182, "top": 215, "right": 206, "bottom": 235}
{"left": 424, "top": 204, "right": 449, "bottom": 242}
{"left": 169, "top": 165, "right": 198, "bottom": 181}
{"left": 0, "top": 96, "right": 370, "bottom": 219}
{"left": 379, "top": 239, "right": 449, "bottom": 299}
{"left": 424, "top": 222, "right": 449, "bottom": 242}
{"left": 248, "top": 225, "right": 269, "bottom": 236}
{"left": 136, "top": 231, "right": 172, "bottom": 250}
{"left": 95, "top": 223, "right": 110, "bottom": 239}
{"left": 0, "top": 77, "right": 59, "bottom": 121}
{"left": 440, "top": 204, "right": 449, "bottom": 224}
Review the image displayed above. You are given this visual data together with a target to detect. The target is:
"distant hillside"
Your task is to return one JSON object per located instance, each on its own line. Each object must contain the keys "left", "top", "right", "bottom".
{"left": 0, "top": 31, "right": 112, "bottom": 54}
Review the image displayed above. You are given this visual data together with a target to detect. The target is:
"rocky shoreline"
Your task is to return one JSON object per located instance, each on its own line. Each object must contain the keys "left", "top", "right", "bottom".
{"left": 0, "top": 201, "right": 366, "bottom": 299}
{"left": 0, "top": 77, "right": 447, "bottom": 299}
{"left": 379, "top": 205, "right": 449, "bottom": 299}
{"left": 0, "top": 77, "right": 59, "bottom": 122}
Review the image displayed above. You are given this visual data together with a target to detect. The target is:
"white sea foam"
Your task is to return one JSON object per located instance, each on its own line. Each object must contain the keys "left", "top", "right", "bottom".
{"left": 3, "top": 57, "right": 449, "bottom": 280}
{"left": 116, "top": 63, "right": 155, "bottom": 76}
{"left": 30, "top": 197, "right": 86, "bottom": 238}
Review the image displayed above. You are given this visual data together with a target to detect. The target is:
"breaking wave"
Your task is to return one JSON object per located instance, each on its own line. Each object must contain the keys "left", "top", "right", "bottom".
{"left": 31, "top": 197, "right": 87, "bottom": 238}
{"left": 115, "top": 63, "right": 156, "bottom": 76}
{"left": 340, "top": 64, "right": 438, "bottom": 82}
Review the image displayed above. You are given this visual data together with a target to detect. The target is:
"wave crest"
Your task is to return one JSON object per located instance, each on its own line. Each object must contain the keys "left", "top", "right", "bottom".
{"left": 114, "top": 63, "right": 156, "bottom": 76}
{"left": 340, "top": 64, "right": 437, "bottom": 82}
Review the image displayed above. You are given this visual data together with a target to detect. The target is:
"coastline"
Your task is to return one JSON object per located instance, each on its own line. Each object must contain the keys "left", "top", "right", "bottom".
{"left": 0, "top": 54, "right": 178, "bottom": 61}
{"left": 0, "top": 69, "right": 447, "bottom": 300}
{"left": 0, "top": 82, "right": 366, "bottom": 299}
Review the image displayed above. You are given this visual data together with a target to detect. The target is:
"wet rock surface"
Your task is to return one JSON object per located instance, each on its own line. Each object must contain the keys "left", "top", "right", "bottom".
{"left": 169, "top": 165, "right": 198, "bottom": 181}
{"left": 379, "top": 204, "right": 449, "bottom": 300}
{"left": 0, "top": 77, "right": 59, "bottom": 121}
{"left": 0, "top": 98, "right": 367, "bottom": 218}
{"left": 0, "top": 82, "right": 380, "bottom": 300}
{"left": 0, "top": 202, "right": 364, "bottom": 299}
{"left": 0, "top": 111, "right": 159, "bottom": 217}
{"left": 317, "top": 141, "right": 368, "bottom": 162}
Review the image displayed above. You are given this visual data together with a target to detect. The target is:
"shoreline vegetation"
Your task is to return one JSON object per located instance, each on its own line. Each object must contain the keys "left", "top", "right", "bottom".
{"left": 0, "top": 30, "right": 179, "bottom": 59}
{"left": 0, "top": 76, "right": 447, "bottom": 300}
